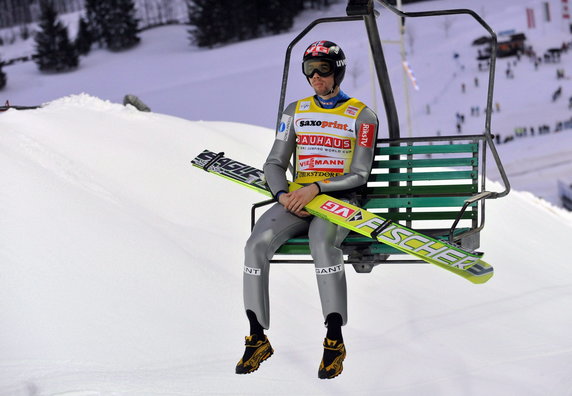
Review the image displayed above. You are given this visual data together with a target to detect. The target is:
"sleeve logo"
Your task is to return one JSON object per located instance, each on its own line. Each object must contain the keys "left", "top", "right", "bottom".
{"left": 277, "top": 114, "right": 292, "bottom": 141}
{"left": 358, "top": 123, "right": 376, "bottom": 148}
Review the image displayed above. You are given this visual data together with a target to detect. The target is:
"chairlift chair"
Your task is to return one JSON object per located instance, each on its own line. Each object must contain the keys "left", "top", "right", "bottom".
{"left": 252, "top": 0, "right": 511, "bottom": 273}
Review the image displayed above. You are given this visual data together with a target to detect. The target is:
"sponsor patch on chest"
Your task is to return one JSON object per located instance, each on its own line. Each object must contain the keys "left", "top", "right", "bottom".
{"left": 297, "top": 134, "right": 351, "bottom": 149}
{"left": 298, "top": 101, "right": 311, "bottom": 111}
{"left": 298, "top": 156, "right": 345, "bottom": 173}
{"left": 345, "top": 105, "right": 360, "bottom": 116}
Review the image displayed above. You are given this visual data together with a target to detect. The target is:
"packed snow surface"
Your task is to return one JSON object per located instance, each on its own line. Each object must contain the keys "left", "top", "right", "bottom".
{"left": 1, "top": 0, "right": 572, "bottom": 394}
{"left": 1, "top": 94, "right": 571, "bottom": 395}
{"left": 3, "top": 0, "right": 572, "bottom": 206}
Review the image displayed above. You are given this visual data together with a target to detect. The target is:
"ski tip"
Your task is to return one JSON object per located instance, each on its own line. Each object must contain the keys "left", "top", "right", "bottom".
{"left": 466, "top": 261, "right": 494, "bottom": 284}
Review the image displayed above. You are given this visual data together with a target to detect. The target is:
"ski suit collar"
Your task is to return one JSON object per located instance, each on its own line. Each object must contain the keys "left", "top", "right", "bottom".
{"left": 316, "top": 90, "right": 350, "bottom": 109}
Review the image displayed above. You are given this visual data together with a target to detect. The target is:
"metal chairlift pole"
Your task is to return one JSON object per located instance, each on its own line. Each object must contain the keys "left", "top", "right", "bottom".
{"left": 397, "top": 0, "right": 413, "bottom": 138}
{"left": 374, "top": 0, "right": 511, "bottom": 199}
{"left": 347, "top": 0, "right": 402, "bottom": 211}
{"left": 351, "top": 2, "right": 401, "bottom": 140}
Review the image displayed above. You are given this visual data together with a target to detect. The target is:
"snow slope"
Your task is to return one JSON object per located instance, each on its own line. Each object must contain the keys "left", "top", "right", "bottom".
{"left": 2, "top": 0, "right": 572, "bottom": 208}
{"left": 1, "top": 95, "right": 572, "bottom": 395}
{"left": 1, "top": 0, "right": 572, "bottom": 394}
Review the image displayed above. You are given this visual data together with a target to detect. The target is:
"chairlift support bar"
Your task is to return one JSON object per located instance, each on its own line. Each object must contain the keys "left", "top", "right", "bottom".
{"left": 273, "top": 0, "right": 510, "bottom": 249}
{"left": 275, "top": 0, "right": 510, "bottom": 200}
{"left": 275, "top": 9, "right": 401, "bottom": 141}
{"left": 376, "top": 2, "right": 497, "bottom": 133}
{"left": 374, "top": 0, "right": 510, "bottom": 199}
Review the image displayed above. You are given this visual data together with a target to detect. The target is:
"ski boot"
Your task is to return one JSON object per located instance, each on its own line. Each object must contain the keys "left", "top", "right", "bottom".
{"left": 318, "top": 337, "right": 346, "bottom": 379}
{"left": 235, "top": 334, "right": 273, "bottom": 374}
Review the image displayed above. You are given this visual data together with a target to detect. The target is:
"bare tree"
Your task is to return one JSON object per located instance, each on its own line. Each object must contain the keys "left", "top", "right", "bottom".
{"left": 0, "top": 0, "right": 84, "bottom": 28}
{"left": 350, "top": 58, "right": 363, "bottom": 88}
{"left": 139, "top": 0, "right": 151, "bottom": 27}
{"left": 442, "top": 16, "right": 453, "bottom": 38}
{"left": 0, "top": 0, "right": 33, "bottom": 28}
{"left": 407, "top": 25, "right": 415, "bottom": 55}
{"left": 0, "top": 58, "right": 7, "bottom": 90}
{"left": 160, "top": 0, "right": 176, "bottom": 23}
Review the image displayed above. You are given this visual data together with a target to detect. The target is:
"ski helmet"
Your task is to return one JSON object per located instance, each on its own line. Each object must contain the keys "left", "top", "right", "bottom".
{"left": 302, "top": 40, "right": 346, "bottom": 88}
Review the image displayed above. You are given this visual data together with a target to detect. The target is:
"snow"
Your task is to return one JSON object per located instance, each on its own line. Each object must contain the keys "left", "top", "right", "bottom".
{"left": 1, "top": 0, "right": 572, "bottom": 394}
{"left": 3, "top": 0, "right": 572, "bottom": 206}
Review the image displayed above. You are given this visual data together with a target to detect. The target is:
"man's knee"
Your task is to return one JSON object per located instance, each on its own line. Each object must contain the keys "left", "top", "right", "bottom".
{"left": 309, "top": 238, "right": 342, "bottom": 260}
{"left": 245, "top": 229, "right": 277, "bottom": 263}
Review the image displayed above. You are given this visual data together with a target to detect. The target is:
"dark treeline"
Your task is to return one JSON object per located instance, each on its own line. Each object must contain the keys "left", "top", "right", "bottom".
{"left": 0, "top": 58, "right": 6, "bottom": 89}
{"left": 1, "top": 0, "right": 439, "bottom": 36}
{"left": 187, "top": 0, "right": 333, "bottom": 48}
{"left": 387, "top": 0, "right": 438, "bottom": 4}
{"left": 0, "top": 0, "right": 179, "bottom": 31}
{"left": 2, "top": 0, "right": 337, "bottom": 59}
{"left": 0, "top": 0, "right": 83, "bottom": 28}
{"left": 1, "top": 0, "right": 336, "bottom": 31}
{"left": 31, "top": 0, "right": 139, "bottom": 73}
{"left": 84, "top": 0, "right": 140, "bottom": 51}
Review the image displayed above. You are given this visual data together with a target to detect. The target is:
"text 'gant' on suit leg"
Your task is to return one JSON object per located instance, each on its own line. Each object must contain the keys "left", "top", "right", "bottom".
{"left": 308, "top": 216, "right": 350, "bottom": 326}
{"left": 243, "top": 203, "right": 311, "bottom": 329}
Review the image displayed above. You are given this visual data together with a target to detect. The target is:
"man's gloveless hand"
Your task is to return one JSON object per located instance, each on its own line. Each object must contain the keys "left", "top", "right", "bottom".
{"left": 278, "top": 183, "right": 320, "bottom": 217}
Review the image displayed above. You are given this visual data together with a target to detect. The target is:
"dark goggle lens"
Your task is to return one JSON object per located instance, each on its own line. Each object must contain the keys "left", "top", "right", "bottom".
{"left": 303, "top": 60, "right": 333, "bottom": 77}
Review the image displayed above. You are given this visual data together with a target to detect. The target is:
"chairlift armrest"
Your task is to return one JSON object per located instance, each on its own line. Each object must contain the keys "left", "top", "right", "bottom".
{"left": 449, "top": 191, "right": 494, "bottom": 244}
{"left": 251, "top": 199, "right": 276, "bottom": 231}
{"left": 464, "top": 190, "right": 495, "bottom": 205}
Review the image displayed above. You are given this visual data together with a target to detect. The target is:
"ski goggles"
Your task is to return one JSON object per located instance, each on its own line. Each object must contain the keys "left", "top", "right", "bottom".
{"left": 302, "top": 59, "right": 335, "bottom": 78}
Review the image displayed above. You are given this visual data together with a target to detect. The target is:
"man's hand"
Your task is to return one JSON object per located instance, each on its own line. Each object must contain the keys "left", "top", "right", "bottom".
{"left": 278, "top": 184, "right": 320, "bottom": 217}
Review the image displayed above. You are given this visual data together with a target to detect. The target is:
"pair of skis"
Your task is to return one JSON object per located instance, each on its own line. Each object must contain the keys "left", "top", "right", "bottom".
{"left": 192, "top": 150, "right": 493, "bottom": 284}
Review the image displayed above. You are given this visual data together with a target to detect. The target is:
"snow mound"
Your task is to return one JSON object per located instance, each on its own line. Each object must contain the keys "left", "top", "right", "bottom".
{"left": 1, "top": 95, "right": 571, "bottom": 395}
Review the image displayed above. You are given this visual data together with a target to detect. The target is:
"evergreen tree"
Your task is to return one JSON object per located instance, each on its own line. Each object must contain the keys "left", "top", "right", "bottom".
{"left": 102, "top": 0, "right": 140, "bottom": 51}
{"left": 187, "top": 0, "right": 232, "bottom": 48}
{"left": 33, "top": 0, "right": 79, "bottom": 72}
{"left": 0, "top": 60, "right": 7, "bottom": 90}
{"left": 84, "top": 0, "right": 111, "bottom": 48}
{"left": 260, "top": 0, "right": 294, "bottom": 35}
{"left": 307, "top": 0, "right": 331, "bottom": 9}
{"left": 187, "top": 0, "right": 305, "bottom": 48}
{"left": 75, "top": 16, "right": 93, "bottom": 55}
{"left": 234, "top": 0, "right": 258, "bottom": 41}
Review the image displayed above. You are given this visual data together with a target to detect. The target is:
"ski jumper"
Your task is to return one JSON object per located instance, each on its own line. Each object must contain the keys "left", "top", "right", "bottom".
{"left": 243, "top": 95, "right": 379, "bottom": 329}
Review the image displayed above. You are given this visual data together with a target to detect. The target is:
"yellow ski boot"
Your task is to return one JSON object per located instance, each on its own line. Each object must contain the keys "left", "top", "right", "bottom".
{"left": 318, "top": 338, "right": 346, "bottom": 379}
{"left": 235, "top": 334, "right": 274, "bottom": 374}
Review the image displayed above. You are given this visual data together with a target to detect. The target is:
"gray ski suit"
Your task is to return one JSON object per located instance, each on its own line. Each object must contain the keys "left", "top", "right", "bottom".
{"left": 244, "top": 96, "right": 379, "bottom": 329}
